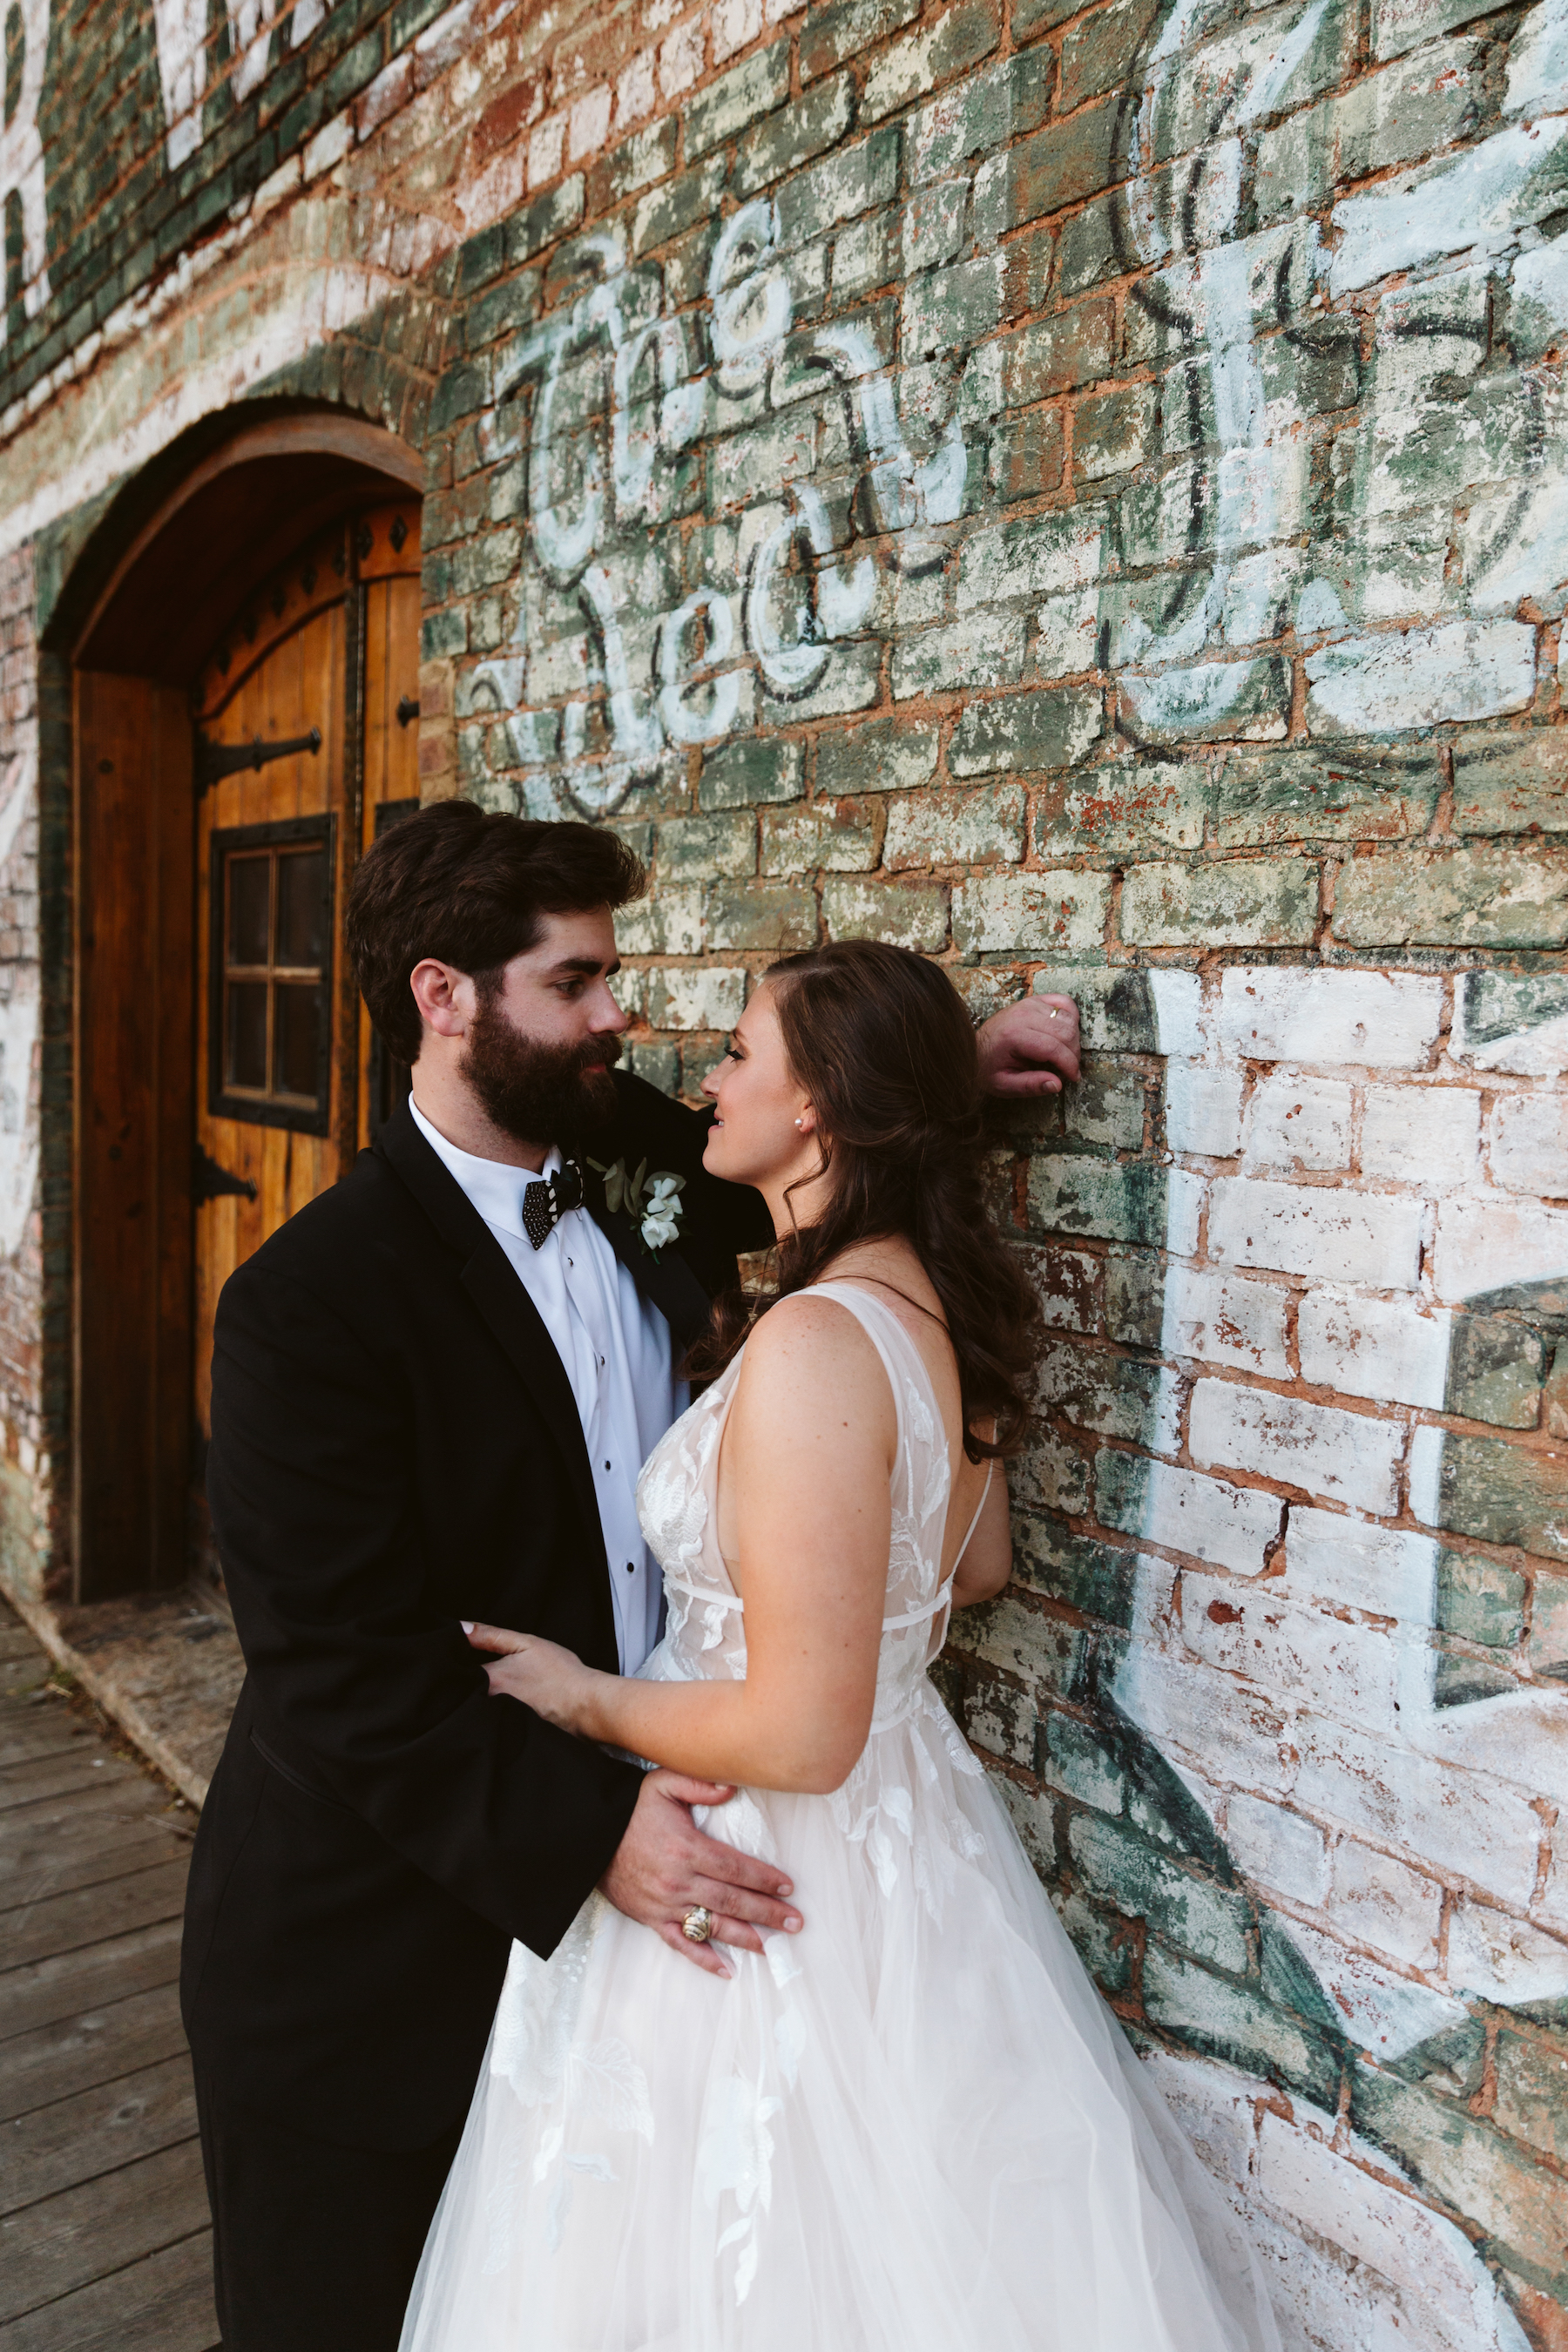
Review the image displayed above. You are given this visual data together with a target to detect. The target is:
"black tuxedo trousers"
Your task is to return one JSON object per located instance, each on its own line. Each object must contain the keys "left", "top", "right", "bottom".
{"left": 181, "top": 1080, "right": 768, "bottom": 2350}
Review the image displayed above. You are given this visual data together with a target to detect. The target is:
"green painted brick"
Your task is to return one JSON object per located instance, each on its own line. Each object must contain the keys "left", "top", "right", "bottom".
{"left": 1059, "top": 0, "right": 1164, "bottom": 110}
{"left": 1070, "top": 1812, "right": 1253, "bottom": 1972}
{"left": 883, "top": 783, "right": 1024, "bottom": 869}
{"left": 735, "top": 73, "right": 855, "bottom": 199}
{"left": 656, "top": 811, "right": 757, "bottom": 879}
{"left": 775, "top": 129, "right": 902, "bottom": 248}
{"left": 818, "top": 714, "right": 940, "bottom": 800}
{"left": 821, "top": 875, "right": 949, "bottom": 950}
{"left": 699, "top": 739, "right": 805, "bottom": 811}
{"left": 950, "top": 686, "right": 1103, "bottom": 777}
{"left": 1215, "top": 745, "right": 1440, "bottom": 847}
{"left": 760, "top": 801, "right": 878, "bottom": 875}
{"left": 1423, "top": 1430, "right": 1566, "bottom": 1561}
{"left": 684, "top": 41, "right": 791, "bottom": 164}
{"left": 1028, "top": 1155, "right": 1173, "bottom": 1247}
{"left": 1445, "top": 1313, "right": 1546, "bottom": 1429}
{"left": 1352, "top": 2066, "right": 1568, "bottom": 2297}
{"left": 1053, "top": 1889, "right": 1135, "bottom": 1994}
{"left": 1041, "top": 1709, "right": 1129, "bottom": 1812}
{"left": 1013, "top": 1510, "right": 1142, "bottom": 1626}
{"left": 800, "top": 0, "right": 922, "bottom": 84}
{"left": 587, "top": 118, "right": 679, "bottom": 213}
{"left": 1435, "top": 1547, "right": 1528, "bottom": 1648}
{"left": 1452, "top": 731, "right": 1568, "bottom": 835}
{"left": 1332, "top": 845, "right": 1568, "bottom": 950}
{"left": 1143, "top": 1946, "right": 1343, "bottom": 2108}
{"left": 421, "top": 608, "right": 467, "bottom": 659}
{"left": 1120, "top": 855, "right": 1319, "bottom": 948}
{"left": 988, "top": 409, "right": 1065, "bottom": 503}
{"left": 705, "top": 879, "right": 817, "bottom": 951}
{"left": 862, "top": 0, "right": 1004, "bottom": 126}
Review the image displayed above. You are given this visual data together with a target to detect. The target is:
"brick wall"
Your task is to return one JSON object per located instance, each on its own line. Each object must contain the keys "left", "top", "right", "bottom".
{"left": 1, "top": 0, "right": 1566, "bottom": 2338}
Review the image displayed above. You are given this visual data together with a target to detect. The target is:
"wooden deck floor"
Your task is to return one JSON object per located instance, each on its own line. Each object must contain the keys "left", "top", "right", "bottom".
{"left": 0, "top": 1605, "right": 220, "bottom": 2350}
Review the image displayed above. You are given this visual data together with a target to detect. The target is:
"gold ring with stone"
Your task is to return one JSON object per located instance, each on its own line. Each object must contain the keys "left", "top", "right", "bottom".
{"left": 681, "top": 1905, "right": 713, "bottom": 1943}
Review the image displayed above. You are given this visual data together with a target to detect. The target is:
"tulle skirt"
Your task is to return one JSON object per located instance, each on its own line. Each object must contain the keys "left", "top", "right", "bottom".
{"left": 400, "top": 1679, "right": 1279, "bottom": 2352}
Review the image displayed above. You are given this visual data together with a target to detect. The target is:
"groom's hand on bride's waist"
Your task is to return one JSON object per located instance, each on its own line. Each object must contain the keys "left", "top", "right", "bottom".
{"left": 600, "top": 1768, "right": 803, "bottom": 1980}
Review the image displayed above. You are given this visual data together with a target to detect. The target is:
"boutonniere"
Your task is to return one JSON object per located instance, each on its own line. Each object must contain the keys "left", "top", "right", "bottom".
{"left": 588, "top": 1156, "right": 687, "bottom": 1256}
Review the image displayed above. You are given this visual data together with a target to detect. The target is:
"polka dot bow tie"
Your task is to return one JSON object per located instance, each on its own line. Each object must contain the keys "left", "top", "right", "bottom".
{"left": 521, "top": 1159, "right": 585, "bottom": 1250}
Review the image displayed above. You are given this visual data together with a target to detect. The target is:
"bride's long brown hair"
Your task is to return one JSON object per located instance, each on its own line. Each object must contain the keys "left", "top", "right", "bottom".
{"left": 687, "top": 939, "right": 1042, "bottom": 1460}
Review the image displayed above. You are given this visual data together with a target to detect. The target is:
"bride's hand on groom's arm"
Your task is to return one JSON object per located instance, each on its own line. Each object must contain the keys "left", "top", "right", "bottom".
{"left": 464, "top": 1621, "right": 597, "bottom": 1734}
{"left": 976, "top": 995, "right": 1080, "bottom": 1097}
{"left": 464, "top": 1624, "right": 803, "bottom": 1977}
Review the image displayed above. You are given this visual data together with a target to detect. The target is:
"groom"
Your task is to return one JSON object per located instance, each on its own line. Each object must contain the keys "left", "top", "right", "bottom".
{"left": 181, "top": 800, "right": 1080, "bottom": 2351}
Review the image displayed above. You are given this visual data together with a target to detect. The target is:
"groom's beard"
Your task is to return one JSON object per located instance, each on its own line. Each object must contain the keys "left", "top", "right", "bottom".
{"left": 460, "top": 995, "right": 621, "bottom": 1152}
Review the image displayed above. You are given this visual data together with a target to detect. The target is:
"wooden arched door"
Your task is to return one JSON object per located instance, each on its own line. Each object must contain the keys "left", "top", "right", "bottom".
{"left": 189, "top": 503, "right": 422, "bottom": 1500}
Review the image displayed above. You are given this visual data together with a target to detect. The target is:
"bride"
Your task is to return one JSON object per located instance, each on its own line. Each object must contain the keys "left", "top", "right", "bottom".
{"left": 400, "top": 939, "right": 1280, "bottom": 2352}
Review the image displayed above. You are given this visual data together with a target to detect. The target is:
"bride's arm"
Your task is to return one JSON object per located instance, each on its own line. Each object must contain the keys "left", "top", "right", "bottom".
{"left": 472, "top": 1295, "right": 896, "bottom": 1795}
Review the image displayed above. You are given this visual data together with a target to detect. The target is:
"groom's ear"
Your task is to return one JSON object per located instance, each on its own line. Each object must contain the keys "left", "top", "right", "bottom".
{"left": 409, "top": 959, "right": 474, "bottom": 1040}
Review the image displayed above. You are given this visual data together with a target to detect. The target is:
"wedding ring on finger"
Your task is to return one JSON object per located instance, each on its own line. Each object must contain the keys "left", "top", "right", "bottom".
{"left": 681, "top": 1905, "right": 714, "bottom": 1943}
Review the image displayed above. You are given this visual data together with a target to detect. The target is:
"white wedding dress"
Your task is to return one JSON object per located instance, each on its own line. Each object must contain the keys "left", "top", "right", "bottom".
{"left": 401, "top": 1284, "right": 1280, "bottom": 2352}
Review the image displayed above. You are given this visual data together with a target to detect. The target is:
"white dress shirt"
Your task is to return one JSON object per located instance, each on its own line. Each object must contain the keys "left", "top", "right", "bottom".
{"left": 410, "top": 1098, "right": 686, "bottom": 1674}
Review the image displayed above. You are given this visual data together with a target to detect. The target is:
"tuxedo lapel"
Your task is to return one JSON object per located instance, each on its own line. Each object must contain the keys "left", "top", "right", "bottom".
{"left": 376, "top": 1108, "right": 610, "bottom": 1598}
{"left": 584, "top": 1160, "right": 713, "bottom": 1348}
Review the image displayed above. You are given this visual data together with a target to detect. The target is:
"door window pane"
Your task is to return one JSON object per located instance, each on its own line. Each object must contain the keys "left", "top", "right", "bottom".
{"left": 274, "top": 983, "right": 323, "bottom": 1100}
{"left": 226, "top": 982, "right": 268, "bottom": 1092}
{"left": 211, "top": 818, "right": 334, "bottom": 1133}
{"left": 227, "top": 855, "right": 271, "bottom": 968}
{"left": 276, "top": 848, "right": 327, "bottom": 967}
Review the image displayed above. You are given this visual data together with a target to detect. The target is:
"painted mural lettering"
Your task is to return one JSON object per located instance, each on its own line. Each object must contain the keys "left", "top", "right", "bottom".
{"left": 470, "top": 203, "right": 969, "bottom": 815}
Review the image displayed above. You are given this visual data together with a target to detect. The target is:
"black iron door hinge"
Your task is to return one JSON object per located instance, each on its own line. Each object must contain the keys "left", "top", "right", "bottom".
{"left": 193, "top": 1145, "right": 258, "bottom": 1207}
{"left": 196, "top": 727, "right": 322, "bottom": 796}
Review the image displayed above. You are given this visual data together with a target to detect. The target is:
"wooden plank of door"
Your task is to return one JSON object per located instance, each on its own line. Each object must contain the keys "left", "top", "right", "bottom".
{"left": 192, "top": 598, "right": 343, "bottom": 1442}
{"left": 72, "top": 677, "right": 193, "bottom": 1599}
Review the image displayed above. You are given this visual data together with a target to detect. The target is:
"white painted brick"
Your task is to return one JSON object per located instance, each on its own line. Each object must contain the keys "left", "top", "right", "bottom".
{"left": 952, "top": 870, "right": 1110, "bottom": 955}
{"left": 1244, "top": 1074, "right": 1354, "bottom": 1171}
{"left": 1225, "top": 1791, "right": 1330, "bottom": 1904}
{"left": 1325, "top": 1839, "right": 1443, "bottom": 1969}
{"left": 1434, "top": 1193, "right": 1568, "bottom": 1301}
{"left": 1489, "top": 1092, "right": 1568, "bottom": 1200}
{"left": 1448, "top": 1902, "right": 1568, "bottom": 2004}
{"left": 645, "top": 964, "right": 747, "bottom": 1031}
{"left": 1114, "top": 1640, "right": 1299, "bottom": 1796}
{"left": 1298, "top": 1288, "right": 1450, "bottom": 1410}
{"left": 1096, "top": 1452, "right": 1283, "bottom": 1573}
{"left": 1256, "top": 2112, "right": 1524, "bottom": 2343}
{"left": 1362, "top": 1085, "right": 1481, "bottom": 1186}
{"left": 1218, "top": 967, "right": 1442, "bottom": 1067}
{"left": 1208, "top": 1177, "right": 1423, "bottom": 1288}
{"left": 1191, "top": 1381, "right": 1404, "bottom": 1515}
{"left": 1180, "top": 1571, "right": 1401, "bottom": 1727}
{"left": 1294, "top": 1712, "right": 1542, "bottom": 1904}
{"left": 1281, "top": 1509, "right": 1436, "bottom": 1621}
{"left": 1166, "top": 1063, "right": 1244, "bottom": 1156}
{"left": 1161, "top": 1265, "right": 1291, "bottom": 1381}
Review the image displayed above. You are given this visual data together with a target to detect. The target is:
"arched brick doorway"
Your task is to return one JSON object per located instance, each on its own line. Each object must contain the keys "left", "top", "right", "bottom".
{"left": 62, "top": 411, "right": 423, "bottom": 1604}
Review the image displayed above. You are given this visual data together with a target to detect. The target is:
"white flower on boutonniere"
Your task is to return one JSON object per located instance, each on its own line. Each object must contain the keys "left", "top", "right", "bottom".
{"left": 587, "top": 1157, "right": 687, "bottom": 1257}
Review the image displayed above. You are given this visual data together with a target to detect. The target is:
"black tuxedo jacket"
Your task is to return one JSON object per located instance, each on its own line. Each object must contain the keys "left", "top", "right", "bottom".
{"left": 180, "top": 1076, "right": 769, "bottom": 2152}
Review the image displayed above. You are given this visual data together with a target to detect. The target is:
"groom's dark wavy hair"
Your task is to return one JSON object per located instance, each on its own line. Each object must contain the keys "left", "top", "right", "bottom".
{"left": 688, "top": 940, "right": 1042, "bottom": 1461}
{"left": 347, "top": 801, "right": 645, "bottom": 1064}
